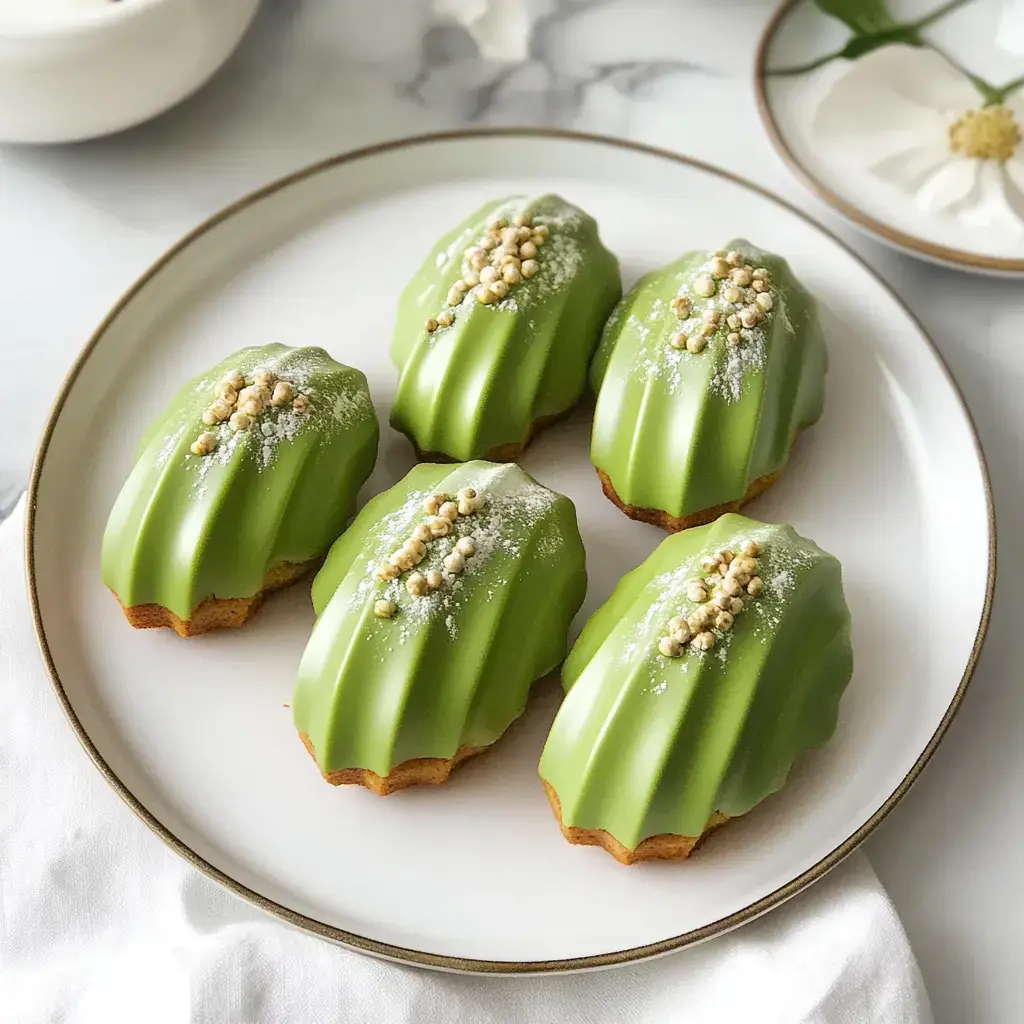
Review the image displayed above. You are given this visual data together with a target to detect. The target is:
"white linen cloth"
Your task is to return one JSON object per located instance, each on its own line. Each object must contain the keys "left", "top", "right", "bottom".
{"left": 0, "top": 499, "right": 931, "bottom": 1023}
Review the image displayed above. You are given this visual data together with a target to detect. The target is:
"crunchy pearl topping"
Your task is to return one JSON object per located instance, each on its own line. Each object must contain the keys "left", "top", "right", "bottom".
{"left": 222, "top": 370, "right": 246, "bottom": 392}
{"left": 428, "top": 516, "right": 451, "bottom": 538}
{"left": 203, "top": 399, "right": 233, "bottom": 425}
{"left": 406, "top": 572, "right": 428, "bottom": 597}
{"left": 656, "top": 537, "right": 768, "bottom": 658}
{"left": 373, "top": 486, "right": 490, "bottom": 617}
{"left": 687, "top": 607, "right": 711, "bottom": 632}
{"left": 392, "top": 549, "right": 415, "bottom": 572}
{"left": 190, "top": 432, "right": 218, "bottom": 457}
{"left": 229, "top": 411, "right": 252, "bottom": 432}
{"left": 238, "top": 397, "right": 263, "bottom": 418}
{"left": 659, "top": 635, "right": 684, "bottom": 658}
{"left": 667, "top": 616, "right": 689, "bottom": 637}
{"left": 214, "top": 381, "right": 238, "bottom": 402}
{"left": 666, "top": 252, "right": 775, "bottom": 355}
{"left": 292, "top": 394, "right": 311, "bottom": 414}
{"left": 430, "top": 210, "right": 550, "bottom": 327}
{"left": 374, "top": 600, "right": 396, "bottom": 618}
{"left": 403, "top": 538, "right": 427, "bottom": 562}
{"left": 271, "top": 380, "right": 295, "bottom": 407}
{"left": 692, "top": 631, "right": 716, "bottom": 651}
{"left": 686, "top": 335, "right": 707, "bottom": 354}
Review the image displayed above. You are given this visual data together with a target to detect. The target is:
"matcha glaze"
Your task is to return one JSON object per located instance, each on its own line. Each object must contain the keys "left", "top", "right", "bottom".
{"left": 539, "top": 514, "right": 853, "bottom": 851}
{"left": 590, "top": 241, "right": 827, "bottom": 519}
{"left": 294, "top": 462, "right": 587, "bottom": 776}
{"left": 390, "top": 194, "right": 621, "bottom": 461}
{"left": 101, "top": 344, "right": 379, "bottom": 621}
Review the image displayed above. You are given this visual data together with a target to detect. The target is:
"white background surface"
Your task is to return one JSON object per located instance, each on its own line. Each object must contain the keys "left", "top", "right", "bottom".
{"left": 1, "top": 0, "right": 1020, "bottom": 1017}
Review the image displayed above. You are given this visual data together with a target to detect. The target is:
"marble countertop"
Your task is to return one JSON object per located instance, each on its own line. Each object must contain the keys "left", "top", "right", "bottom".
{"left": 1, "top": 1, "right": 1020, "bottom": 1019}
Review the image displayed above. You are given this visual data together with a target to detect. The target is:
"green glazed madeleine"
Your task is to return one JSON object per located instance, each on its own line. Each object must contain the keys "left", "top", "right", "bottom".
{"left": 590, "top": 242, "right": 827, "bottom": 526}
{"left": 539, "top": 513, "right": 853, "bottom": 861}
{"left": 390, "top": 194, "right": 621, "bottom": 461}
{"left": 102, "top": 344, "right": 379, "bottom": 624}
{"left": 294, "top": 461, "right": 587, "bottom": 783}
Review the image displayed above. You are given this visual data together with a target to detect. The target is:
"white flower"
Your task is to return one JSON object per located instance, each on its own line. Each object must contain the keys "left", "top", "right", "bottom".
{"left": 812, "top": 44, "right": 1024, "bottom": 236}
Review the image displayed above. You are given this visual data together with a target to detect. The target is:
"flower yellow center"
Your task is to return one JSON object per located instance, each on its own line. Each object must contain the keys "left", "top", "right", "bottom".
{"left": 949, "top": 105, "right": 1021, "bottom": 162}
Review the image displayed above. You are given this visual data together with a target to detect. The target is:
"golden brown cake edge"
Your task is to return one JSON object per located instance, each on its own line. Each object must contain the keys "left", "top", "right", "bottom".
{"left": 113, "top": 560, "right": 317, "bottom": 638}
{"left": 542, "top": 779, "right": 729, "bottom": 864}
{"left": 299, "top": 731, "right": 487, "bottom": 796}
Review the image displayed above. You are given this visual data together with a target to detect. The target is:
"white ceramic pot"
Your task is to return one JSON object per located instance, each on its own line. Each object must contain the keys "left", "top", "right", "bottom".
{"left": 0, "top": 0, "right": 260, "bottom": 143}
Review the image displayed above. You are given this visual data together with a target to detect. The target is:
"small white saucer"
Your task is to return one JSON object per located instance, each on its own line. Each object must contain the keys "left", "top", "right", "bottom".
{"left": 758, "top": 0, "right": 1024, "bottom": 276}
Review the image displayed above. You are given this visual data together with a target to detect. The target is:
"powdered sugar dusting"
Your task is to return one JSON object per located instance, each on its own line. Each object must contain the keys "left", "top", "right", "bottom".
{"left": 428, "top": 196, "right": 587, "bottom": 333}
{"left": 620, "top": 248, "right": 790, "bottom": 404}
{"left": 350, "top": 466, "right": 566, "bottom": 642}
{"left": 629, "top": 525, "right": 821, "bottom": 685}
{"left": 166, "top": 346, "right": 374, "bottom": 490}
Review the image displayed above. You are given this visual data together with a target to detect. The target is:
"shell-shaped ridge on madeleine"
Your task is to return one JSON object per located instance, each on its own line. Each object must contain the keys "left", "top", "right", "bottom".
{"left": 294, "top": 461, "right": 587, "bottom": 778}
{"left": 101, "top": 344, "right": 379, "bottom": 622}
{"left": 590, "top": 240, "right": 827, "bottom": 520}
{"left": 390, "top": 194, "right": 621, "bottom": 461}
{"left": 539, "top": 514, "right": 853, "bottom": 852}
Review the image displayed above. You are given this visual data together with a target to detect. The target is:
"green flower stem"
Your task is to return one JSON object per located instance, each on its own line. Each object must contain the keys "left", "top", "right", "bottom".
{"left": 766, "top": 0, "right": 1010, "bottom": 106}
{"left": 993, "top": 75, "right": 1024, "bottom": 103}
{"left": 910, "top": 0, "right": 973, "bottom": 30}
{"left": 767, "top": 47, "right": 850, "bottom": 77}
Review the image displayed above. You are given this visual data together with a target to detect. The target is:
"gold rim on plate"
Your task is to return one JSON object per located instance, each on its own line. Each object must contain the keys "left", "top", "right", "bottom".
{"left": 756, "top": 0, "right": 1024, "bottom": 275}
{"left": 24, "top": 128, "right": 997, "bottom": 974}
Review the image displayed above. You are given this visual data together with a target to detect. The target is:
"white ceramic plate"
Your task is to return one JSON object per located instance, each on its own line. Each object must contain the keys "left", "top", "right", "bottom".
{"left": 28, "top": 130, "right": 993, "bottom": 973}
{"left": 758, "top": 0, "right": 1024, "bottom": 276}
